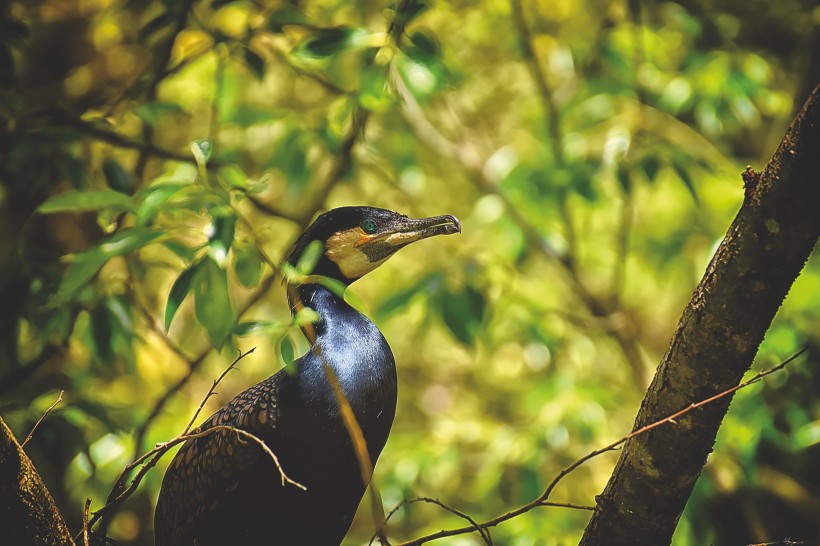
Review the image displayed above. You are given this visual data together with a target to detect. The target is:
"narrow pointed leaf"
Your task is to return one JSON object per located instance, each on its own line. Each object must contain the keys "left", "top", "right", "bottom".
{"left": 164, "top": 260, "right": 201, "bottom": 331}
{"left": 38, "top": 190, "right": 134, "bottom": 214}
{"left": 194, "top": 257, "right": 235, "bottom": 348}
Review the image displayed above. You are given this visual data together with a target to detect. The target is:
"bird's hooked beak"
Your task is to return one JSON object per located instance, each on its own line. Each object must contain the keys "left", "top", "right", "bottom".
{"left": 325, "top": 212, "right": 461, "bottom": 281}
{"left": 373, "top": 213, "right": 462, "bottom": 248}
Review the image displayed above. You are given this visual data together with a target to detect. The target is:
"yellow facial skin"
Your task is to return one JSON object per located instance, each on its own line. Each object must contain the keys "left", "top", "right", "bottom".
{"left": 325, "top": 228, "right": 390, "bottom": 280}
{"left": 323, "top": 214, "right": 461, "bottom": 281}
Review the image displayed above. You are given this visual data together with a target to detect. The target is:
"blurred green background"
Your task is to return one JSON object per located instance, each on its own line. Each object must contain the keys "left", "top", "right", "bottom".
{"left": 1, "top": 0, "right": 819, "bottom": 544}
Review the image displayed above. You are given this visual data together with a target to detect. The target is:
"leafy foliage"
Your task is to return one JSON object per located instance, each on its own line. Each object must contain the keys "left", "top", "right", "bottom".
{"left": 0, "top": 0, "right": 818, "bottom": 545}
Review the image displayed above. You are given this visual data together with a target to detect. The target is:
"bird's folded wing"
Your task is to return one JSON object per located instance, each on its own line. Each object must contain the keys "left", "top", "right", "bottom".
{"left": 155, "top": 383, "right": 279, "bottom": 544}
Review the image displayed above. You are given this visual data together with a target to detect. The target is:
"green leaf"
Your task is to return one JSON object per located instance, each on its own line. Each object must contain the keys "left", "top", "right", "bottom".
{"left": 135, "top": 182, "right": 189, "bottom": 225}
{"left": 279, "top": 334, "right": 296, "bottom": 372}
{"left": 672, "top": 160, "right": 699, "bottom": 202}
{"left": 269, "top": 129, "right": 310, "bottom": 191}
{"left": 407, "top": 31, "right": 440, "bottom": 62}
{"left": 294, "top": 307, "right": 320, "bottom": 326}
{"left": 132, "top": 101, "right": 185, "bottom": 127}
{"left": 98, "top": 227, "right": 162, "bottom": 257}
{"left": 440, "top": 286, "right": 486, "bottom": 345}
{"left": 90, "top": 305, "right": 113, "bottom": 362}
{"left": 191, "top": 139, "right": 213, "bottom": 166}
{"left": 194, "top": 257, "right": 236, "bottom": 348}
{"left": 638, "top": 155, "right": 662, "bottom": 183}
{"left": 56, "top": 249, "right": 109, "bottom": 301}
{"left": 207, "top": 208, "right": 237, "bottom": 264}
{"left": 38, "top": 190, "right": 134, "bottom": 214}
{"left": 234, "top": 320, "right": 280, "bottom": 336}
{"left": 358, "top": 64, "right": 395, "bottom": 112}
{"left": 615, "top": 164, "right": 632, "bottom": 194}
{"left": 164, "top": 260, "right": 201, "bottom": 331}
{"left": 244, "top": 48, "right": 265, "bottom": 80}
{"left": 293, "top": 27, "right": 371, "bottom": 59}
{"left": 102, "top": 158, "right": 133, "bottom": 193}
{"left": 219, "top": 163, "right": 249, "bottom": 189}
{"left": 296, "top": 240, "right": 324, "bottom": 276}
{"left": 163, "top": 240, "right": 202, "bottom": 262}
{"left": 233, "top": 243, "right": 263, "bottom": 288}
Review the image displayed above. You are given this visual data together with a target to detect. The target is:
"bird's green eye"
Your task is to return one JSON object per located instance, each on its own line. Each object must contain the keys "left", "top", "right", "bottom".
{"left": 361, "top": 219, "right": 378, "bottom": 234}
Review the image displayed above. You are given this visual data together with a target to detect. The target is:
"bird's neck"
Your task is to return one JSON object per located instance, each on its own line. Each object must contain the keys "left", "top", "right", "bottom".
{"left": 288, "top": 280, "right": 396, "bottom": 395}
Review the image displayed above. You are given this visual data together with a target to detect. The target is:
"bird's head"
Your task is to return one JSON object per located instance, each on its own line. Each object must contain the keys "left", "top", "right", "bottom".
{"left": 287, "top": 206, "right": 461, "bottom": 286}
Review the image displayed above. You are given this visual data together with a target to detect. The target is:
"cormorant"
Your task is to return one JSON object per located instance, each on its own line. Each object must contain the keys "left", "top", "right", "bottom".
{"left": 154, "top": 206, "right": 460, "bottom": 545}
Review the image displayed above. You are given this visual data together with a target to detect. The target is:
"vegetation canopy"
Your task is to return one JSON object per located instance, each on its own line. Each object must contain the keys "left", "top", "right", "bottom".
{"left": 0, "top": 0, "right": 818, "bottom": 545}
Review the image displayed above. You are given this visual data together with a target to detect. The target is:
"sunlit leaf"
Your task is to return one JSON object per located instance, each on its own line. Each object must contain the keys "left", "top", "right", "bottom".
{"left": 194, "top": 256, "right": 235, "bottom": 348}
{"left": 207, "top": 208, "right": 237, "bottom": 265}
{"left": 38, "top": 190, "right": 134, "bottom": 214}
{"left": 56, "top": 249, "right": 108, "bottom": 300}
{"left": 358, "top": 64, "right": 394, "bottom": 112}
{"left": 233, "top": 243, "right": 263, "bottom": 288}
{"left": 98, "top": 227, "right": 162, "bottom": 257}
{"left": 135, "top": 182, "right": 189, "bottom": 225}
{"left": 279, "top": 334, "right": 296, "bottom": 372}
{"left": 163, "top": 240, "right": 202, "bottom": 262}
{"left": 296, "top": 240, "right": 324, "bottom": 276}
{"left": 191, "top": 139, "right": 213, "bottom": 166}
{"left": 219, "top": 163, "right": 248, "bottom": 189}
{"left": 234, "top": 320, "right": 280, "bottom": 336}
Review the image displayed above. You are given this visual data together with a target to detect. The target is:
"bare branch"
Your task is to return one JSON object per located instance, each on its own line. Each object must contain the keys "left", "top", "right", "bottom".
{"left": 82, "top": 499, "right": 91, "bottom": 546}
{"left": 184, "top": 348, "right": 255, "bottom": 435}
{"left": 21, "top": 390, "right": 63, "bottom": 448}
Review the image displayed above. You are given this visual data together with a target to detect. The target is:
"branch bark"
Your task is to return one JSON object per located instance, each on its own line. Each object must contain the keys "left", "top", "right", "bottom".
{"left": 579, "top": 84, "right": 820, "bottom": 545}
{"left": 0, "top": 417, "right": 75, "bottom": 546}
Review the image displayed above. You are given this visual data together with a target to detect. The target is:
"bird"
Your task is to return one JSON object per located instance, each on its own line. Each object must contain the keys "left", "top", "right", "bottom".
{"left": 154, "top": 206, "right": 461, "bottom": 546}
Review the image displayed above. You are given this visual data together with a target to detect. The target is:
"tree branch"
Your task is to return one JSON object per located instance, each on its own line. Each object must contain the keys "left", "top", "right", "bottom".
{"left": 580, "top": 84, "right": 820, "bottom": 545}
{"left": 0, "top": 417, "right": 75, "bottom": 546}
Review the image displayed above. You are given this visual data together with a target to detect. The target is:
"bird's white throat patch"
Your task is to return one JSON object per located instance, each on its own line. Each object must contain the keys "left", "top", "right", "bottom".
{"left": 325, "top": 228, "right": 390, "bottom": 279}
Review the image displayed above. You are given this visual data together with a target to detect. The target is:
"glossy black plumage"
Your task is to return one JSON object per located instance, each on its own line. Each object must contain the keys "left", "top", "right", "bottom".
{"left": 155, "top": 206, "right": 459, "bottom": 546}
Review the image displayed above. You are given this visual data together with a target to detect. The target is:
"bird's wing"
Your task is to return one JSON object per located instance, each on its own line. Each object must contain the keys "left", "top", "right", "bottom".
{"left": 154, "top": 379, "right": 280, "bottom": 545}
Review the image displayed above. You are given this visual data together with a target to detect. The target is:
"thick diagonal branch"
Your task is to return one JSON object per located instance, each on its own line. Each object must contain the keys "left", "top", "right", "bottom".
{"left": 579, "top": 84, "right": 820, "bottom": 545}
{"left": 0, "top": 417, "right": 75, "bottom": 546}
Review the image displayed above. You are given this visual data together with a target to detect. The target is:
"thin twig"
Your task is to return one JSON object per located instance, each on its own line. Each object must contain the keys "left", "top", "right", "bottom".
{"left": 394, "top": 348, "right": 807, "bottom": 545}
{"left": 21, "top": 390, "right": 63, "bottom": 448}
{"left": 83, "top": 498, "right": 91, "bottom": 546}
{"left": 184, "top": 347, "right": 254, "bottom": 435}
{"left": 374, "top": 497, "right": 492, "bottom": 546}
